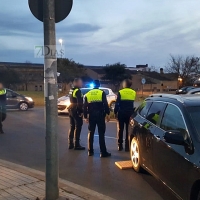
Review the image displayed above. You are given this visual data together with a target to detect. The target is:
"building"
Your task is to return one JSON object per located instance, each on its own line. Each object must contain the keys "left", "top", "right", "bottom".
{"left": 0, "top": 62, "right": 178, "bottom": 93}
{"left": 0, "top": 62, "right": 43, "bottom": 91}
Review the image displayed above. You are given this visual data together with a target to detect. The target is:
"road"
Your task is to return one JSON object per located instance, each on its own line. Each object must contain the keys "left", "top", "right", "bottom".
{"left": 0, "top": 107, "right": 177, "bottom": 200}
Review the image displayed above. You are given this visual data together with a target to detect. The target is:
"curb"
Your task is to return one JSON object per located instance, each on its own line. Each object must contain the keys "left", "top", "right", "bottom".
{"left": 0, "top": 159, "right": 115, "bottom": 200}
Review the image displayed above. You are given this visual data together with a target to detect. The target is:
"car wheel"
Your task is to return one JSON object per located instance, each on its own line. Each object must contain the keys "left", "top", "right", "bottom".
{"left": 130, "top": 137, "right": 141, "bottom": 172}
{"left": 194, "top": 188, "right": 200, "bottom": 200}
{"left": 197, "top": 191, "right": 200, "bottom": 200}
{"left": 110, "top": 102, "right": 115, "bottom": 111}
{"left": 19, "top": 102, "right": 29, "bottom": 111}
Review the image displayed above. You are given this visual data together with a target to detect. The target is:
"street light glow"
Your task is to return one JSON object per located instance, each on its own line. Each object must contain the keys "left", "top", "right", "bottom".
{"left": 58, "top": 39, "right": 63, "bottom": 47}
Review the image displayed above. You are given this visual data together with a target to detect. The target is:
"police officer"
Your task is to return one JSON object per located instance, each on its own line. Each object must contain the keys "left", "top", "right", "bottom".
{"left": 83, "top": 80, "right": 111, "bottom": 157}
{"left": 68, "top": 78, "right": 85, "bottom": 150}
{"left": 0, "top": 83, "right": 6, "bottom": 134}
{"left": 114, "top": 79, "right": 136, "bottom": 151}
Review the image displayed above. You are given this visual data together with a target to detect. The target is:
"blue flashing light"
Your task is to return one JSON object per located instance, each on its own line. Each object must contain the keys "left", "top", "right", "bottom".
{"left": 89, "top": 83, "right": 94, "bottom": 88}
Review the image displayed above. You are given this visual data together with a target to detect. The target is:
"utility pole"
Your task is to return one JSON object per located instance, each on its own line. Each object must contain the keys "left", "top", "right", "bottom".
{"left": 28, "top": 1, "right": 73, "bottom": 199}
{"left": 43, "top": 0, "right": 59, "bottom": 199}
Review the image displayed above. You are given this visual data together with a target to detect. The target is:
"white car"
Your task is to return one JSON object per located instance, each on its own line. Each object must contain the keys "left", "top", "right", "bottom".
{"left": 58, "top": 87, "right": 117, "bottom": 114}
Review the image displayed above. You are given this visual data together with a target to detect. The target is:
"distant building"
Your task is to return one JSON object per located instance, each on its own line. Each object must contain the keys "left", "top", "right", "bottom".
{"left": 126, "top": 64, "right": 149, "bottom": 72}
{"left": 0, "top": 62, "right": 178, "bottom": 92}
{"left": 0, "top": 62, "right": 43, "bottom": 91}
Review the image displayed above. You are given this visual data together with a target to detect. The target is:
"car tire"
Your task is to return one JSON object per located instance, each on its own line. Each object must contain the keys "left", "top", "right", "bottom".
{"left": 19, "top": 102, "right": 29, "bottom": 111}
{"left": 192, "top": 187, "right": 200, "bottom": 200}
{"left": 130, "top": 137, "right": 141, "bottom": 172}
{"left": 197, "top": 191, "right": 200, "bottom": 200}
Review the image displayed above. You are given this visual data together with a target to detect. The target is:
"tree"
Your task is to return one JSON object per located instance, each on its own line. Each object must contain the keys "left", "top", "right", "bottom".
{"left": 57, "top": 58, "right": 87, "bottom": 90}
{"left": 0, "top": 68, "right": 21, "bottom": 88}
{"left": 20, "top": 62, "right": 35, "bottom": 91}
{"left": 149, "top": 65, "right": 158, "bottom": 72}
{"left": 102, "top": 62, "right": 131, "bottom": 91}
{"left": 165, "top": 55, "right": 200, "bottom": 86}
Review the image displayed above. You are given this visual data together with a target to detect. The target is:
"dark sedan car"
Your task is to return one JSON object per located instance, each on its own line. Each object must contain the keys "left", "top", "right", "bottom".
{"left": 176, "top": 86, "right": 196, "bottom": 94}
{"left": 129, "top": 94, "right": 200, "bottom": 200}
{"left": 6, "top": 89, "right": 34, "bottom": 111}
{"left": 186, "top": 88, "right": 200, "bottom": 95}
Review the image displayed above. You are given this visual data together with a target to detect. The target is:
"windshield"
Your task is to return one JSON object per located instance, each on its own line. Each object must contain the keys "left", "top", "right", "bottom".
{"left": 187, "top": 106, "right": 200, "bottom": 141}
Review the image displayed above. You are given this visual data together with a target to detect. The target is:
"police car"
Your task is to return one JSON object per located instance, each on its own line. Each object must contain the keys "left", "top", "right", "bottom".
{"left": 57, "top": 87, "right": 117, "bottom": 114}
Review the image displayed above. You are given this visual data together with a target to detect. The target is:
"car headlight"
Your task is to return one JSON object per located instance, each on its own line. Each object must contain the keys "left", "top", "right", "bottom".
{"left": 130, "top": 119, "right": 134, "bottom": 126}
{"left": 65, "top": 101, "right": 71, "bottom": 108}
{"left": 26, "top": 97, "right": 33, "bottom": 102}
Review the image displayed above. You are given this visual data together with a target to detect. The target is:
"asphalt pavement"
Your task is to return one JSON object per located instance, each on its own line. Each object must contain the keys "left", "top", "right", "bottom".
{"left": 0, "top": 107, "right": 178, "bottom": 200}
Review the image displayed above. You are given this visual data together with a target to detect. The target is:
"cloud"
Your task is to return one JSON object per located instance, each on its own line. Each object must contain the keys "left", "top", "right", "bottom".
{"left": 1, "top": 0, "right": 200, "bottom": 67}
{"left": 57, "top": 23, "right": 101, "bottom": 33}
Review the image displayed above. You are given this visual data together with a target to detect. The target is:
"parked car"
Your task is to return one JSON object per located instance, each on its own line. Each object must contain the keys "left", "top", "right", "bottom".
{"left": 58, "top": 87, "right": 117, "bottom": 114}
{"left": 176, "top": 86, "right": 196, "bottom": 94}
{"left": 6, "top": 89, "right": 34, "bottom": 111}
{"left": 186, "top": 88, "right": 200, "bottom": 95}
{"left": 129, "top": 94, "right": 200, "bottom": 200}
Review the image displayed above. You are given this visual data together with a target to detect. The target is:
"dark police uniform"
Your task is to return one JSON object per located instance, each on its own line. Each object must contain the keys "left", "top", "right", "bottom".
{"left": 114, "top": 88, "right": 136, "bottom": 151}
{"left": 84, "top": 88, "right": 111, "bottom": 157}
{"left": 68, "top": 87, "right": 85, "bottom": 150}
{"left": 0, "top": 89, "right": 7, "bottom": 134}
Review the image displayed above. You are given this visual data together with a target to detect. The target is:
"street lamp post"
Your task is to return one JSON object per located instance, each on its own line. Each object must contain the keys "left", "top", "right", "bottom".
{"left": 178, "top": 76, "right": 183, "bottom": 89}
{"left": 59, "top": 39, "right": 63, "bottom": 58}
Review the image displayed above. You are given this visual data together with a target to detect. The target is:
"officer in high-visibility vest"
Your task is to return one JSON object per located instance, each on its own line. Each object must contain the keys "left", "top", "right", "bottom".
{"left": 0, "top": 83, "right": 7, "bottom": 134}
{"left": 68, "top": 78, "right": 85, "bottom": 150}
{"left": 114, "top": 79, "right": 136, "bottom": 151}
{"left": 83, "top": 80, "right": 111, "bottom": 157}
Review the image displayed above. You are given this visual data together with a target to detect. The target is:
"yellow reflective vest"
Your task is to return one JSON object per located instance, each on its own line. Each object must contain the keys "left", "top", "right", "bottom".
{"left": 72, "top": 88, "right": 79, "bottom": 98}
{"left": 119, "top": 88, "right": 136, "bottom": 101}
{"left": 0, "top": 89, "right": 6, "bottom": 95}
{"left": 85, "top": 89, "right": 103, "bottom": 103}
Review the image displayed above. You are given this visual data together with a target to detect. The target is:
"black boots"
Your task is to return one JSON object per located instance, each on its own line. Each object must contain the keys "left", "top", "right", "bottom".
{"left": 74, "top": 144, "right": 85, "bottom": 150}
{"left": 0, "top": 127, "right": 4, "bottom": 134}
{"left": 118, "top": 143, "right": 129, "bottom": 152}
{"left": 118, "top": 144, "right": 123, "bottom": 151}
{"left": 125, "top": 143, "right": 129, "bottom": 152}
{"left": 100, "top": 152, "right": 111, "bottom": 158}
{"left": 74, "top": 141, "right": 85, "bottom": 150}
{"left": 88, "top": 151, "right": 94, "bottom": 156}
{"left": 68, "top": 141, "right": 85, "bottom": 150}
{"left": 68, "top": 143, "right": 74, "bottom": 149}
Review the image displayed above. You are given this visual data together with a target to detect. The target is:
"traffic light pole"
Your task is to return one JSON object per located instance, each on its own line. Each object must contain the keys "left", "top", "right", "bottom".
{"left": 43, "top": 0, "right": 59, "bottom": 199}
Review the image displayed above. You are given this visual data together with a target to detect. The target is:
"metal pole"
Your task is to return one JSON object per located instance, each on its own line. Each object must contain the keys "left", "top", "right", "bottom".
{"left": 43, "top": 0, "right": 59, "bottom": 199}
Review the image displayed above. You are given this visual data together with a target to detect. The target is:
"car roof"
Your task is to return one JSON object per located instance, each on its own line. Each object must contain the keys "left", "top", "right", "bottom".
{"left": 181, "top": 86, "right": 195, "bottom": 89}
{"left": 187, "top": 88, "right": 200, "bottom": 94}
{"left": 147, "top": 93, "right": 200, "bottom": 107}
{"left": 81, "top": 87, "right": 111, "bottom": 90}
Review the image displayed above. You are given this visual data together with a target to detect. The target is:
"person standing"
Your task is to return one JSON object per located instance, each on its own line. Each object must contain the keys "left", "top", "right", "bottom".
{"left": 114, "top": 79, "right": 136, "bottom": 151}
{"left": 68, "top": 78, "right": 85, "bottom": 150}
{"left": 84, "top": 80, "right": 111, "bottom": 157}
{"left": 0, "top": 83, "right": 7, "bottom": 134}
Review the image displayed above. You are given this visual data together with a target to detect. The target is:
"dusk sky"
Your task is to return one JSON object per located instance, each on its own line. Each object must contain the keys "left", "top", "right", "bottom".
{"left": 1, "top": 0, "right": 200, "bottom": 67}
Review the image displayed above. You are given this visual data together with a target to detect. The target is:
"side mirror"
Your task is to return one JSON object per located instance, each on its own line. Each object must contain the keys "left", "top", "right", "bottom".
{"left": 164, "top": 130, "right": 185, "bottom": 146}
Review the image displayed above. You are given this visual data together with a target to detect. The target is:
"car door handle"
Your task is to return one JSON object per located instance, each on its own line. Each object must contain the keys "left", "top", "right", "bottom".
{"left": 154, "top": 135, "right": 160, "bottom": 141}
{"left": 138, "top": 123, "right": 143, "bottom": 128}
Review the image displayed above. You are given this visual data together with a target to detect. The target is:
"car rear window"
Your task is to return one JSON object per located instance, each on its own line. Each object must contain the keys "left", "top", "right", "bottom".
{"left": 146, "top": 102, "right": 166, "bottom": 125}
{"left": 102, "top": 89, "right": 109, "bottom": 95}
{"left": 187, "top": 106, "right": 200, "bottom": 141}
{"left": 138, "top": 101, "right": 152, "bottom": 118}
{"left": 161, "top": 104, "right": 187, "bottom": 137}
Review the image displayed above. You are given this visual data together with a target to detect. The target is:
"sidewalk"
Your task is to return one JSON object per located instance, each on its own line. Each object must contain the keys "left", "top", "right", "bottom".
{"left": 0, "top": 159, "right": 114, "bottom": 200}
{"left": 0, "top": 165, "right": 83, "bottom": 200}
